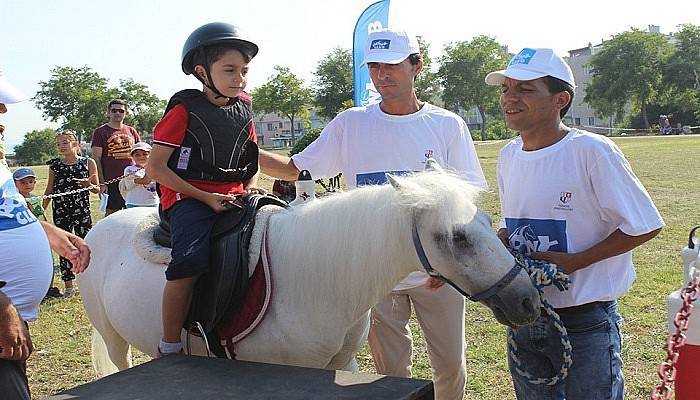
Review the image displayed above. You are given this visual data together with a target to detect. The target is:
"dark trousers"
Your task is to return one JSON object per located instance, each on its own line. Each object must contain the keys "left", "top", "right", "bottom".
{"left": 0, "top": 358, "right": 30, "bottom": 400}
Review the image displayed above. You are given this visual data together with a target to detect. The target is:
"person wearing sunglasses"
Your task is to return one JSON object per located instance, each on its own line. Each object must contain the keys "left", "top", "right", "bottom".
{"left": 90, "top": 99, "right": 141, "bottom": 216}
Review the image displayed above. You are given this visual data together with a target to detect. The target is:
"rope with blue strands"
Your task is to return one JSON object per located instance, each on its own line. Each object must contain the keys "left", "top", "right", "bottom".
{"left": 508, "top": 251, "right": 573, "bottom": 386}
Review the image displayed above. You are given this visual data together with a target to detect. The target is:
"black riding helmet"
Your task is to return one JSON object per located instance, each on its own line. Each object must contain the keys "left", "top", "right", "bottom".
{"left": 181, "top": 22, "right": 259, "bottom": 98}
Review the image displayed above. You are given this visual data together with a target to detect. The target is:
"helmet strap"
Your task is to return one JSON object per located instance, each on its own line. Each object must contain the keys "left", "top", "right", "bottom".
{"left": 194, "top": 48, "right": 230, "bottom": 101}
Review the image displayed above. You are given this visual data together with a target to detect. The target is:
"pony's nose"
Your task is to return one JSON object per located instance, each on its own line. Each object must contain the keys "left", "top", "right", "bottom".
{"left": 520, "top": 297, "right": 537, "bottom": 317}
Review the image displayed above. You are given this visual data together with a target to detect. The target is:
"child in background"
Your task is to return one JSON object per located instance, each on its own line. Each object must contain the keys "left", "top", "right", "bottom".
{"left": 12, "top": 168, "right": 45, "bottom": 220}
{"left": 120, "top": 141, "right": 159, "bottom": 208}
{"left": 13, "top": 167, "right": 63, "bottom": 299}
{"left": 43, "top": 130, "right": 100, "bottom": 297}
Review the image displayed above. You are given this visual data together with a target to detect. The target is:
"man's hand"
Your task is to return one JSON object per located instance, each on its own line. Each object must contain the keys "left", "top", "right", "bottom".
{"left": 202, "top": 192, "right": 239, "bottom": 213}
{"left": 41, "top": 222, "right": 90, "bottom": 273}
{"left": 497, "top": 228, "right": 511, "bottom": 249}
{"left": 0, "top": 298, "right": 32, "bottom": 361}
{"left": 425, "top": 277, "right": 446, "bottom": 289}
{"left": 529, "top": 251, "right": 585, "bottom": 275}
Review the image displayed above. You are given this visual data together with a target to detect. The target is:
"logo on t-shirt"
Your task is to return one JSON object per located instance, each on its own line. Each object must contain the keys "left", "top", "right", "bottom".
{"left": 506, "top": 218, "right": 567, "bottom": 254}
{"left": 356, "top": 170, "right": 411, "bottom": 187}
{"left": 106, "top": 132, "right": 135, "bottom": 160}
{"left": 554, "top": 191, "right": 574, "bottom": 211}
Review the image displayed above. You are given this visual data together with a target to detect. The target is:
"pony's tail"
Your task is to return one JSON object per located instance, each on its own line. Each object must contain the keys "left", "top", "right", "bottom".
{"left": 91, "top": 327, "right": 132, "bottom": 376}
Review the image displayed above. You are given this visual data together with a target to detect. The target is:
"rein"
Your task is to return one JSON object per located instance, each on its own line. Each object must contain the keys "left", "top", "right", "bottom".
{"left": 410, "top": 217, "right": 524, "bottom": 302}
{"left": 411, "top": 216, "right": 574, "bottom": 386}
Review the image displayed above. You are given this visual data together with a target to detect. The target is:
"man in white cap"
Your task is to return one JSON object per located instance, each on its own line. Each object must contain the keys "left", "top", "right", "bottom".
{"left": 258, "top": 28, "right": 486, "bottom": 400}
{"left": 0, "top": 70, "right": 91, "bottom": 399}
{"left": 486, "top": 48, "right": 664, "bottom": 399}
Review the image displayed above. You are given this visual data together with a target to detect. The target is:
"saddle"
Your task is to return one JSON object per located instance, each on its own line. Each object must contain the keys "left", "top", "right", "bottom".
{"left": 154, "top": 194, "right": 287, "bottom": 356}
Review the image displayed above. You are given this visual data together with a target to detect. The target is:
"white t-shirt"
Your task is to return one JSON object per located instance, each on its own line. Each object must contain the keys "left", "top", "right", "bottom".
{"left": 0, "top": 164, "right": 52, "bottom": 321}
{"left": 292, "top": 102, "right": 487, "bottom": 290}
{"left": 497, "top": 129, "right": 664, "bottom": 308}
{"left": 122, "top": 165, "right": 159, "bottom": 206}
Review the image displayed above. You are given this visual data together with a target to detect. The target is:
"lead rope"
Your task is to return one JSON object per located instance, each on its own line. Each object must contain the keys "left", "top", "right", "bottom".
{"left": 508, "top": 252, "right": 573, "bottom": 388}
{"left": 24, "top": 167, "right": 144, "bottom": 202}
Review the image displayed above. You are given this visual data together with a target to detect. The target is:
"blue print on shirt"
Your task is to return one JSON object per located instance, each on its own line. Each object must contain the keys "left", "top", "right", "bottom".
{"left": 356, "top": 170, "right": 412, "bottom": 187}
{"left": 0, "top": 167, "right": 37, "bottom": 231}
{"left": 505, "top": 218, "right": 567, "bottom": 254}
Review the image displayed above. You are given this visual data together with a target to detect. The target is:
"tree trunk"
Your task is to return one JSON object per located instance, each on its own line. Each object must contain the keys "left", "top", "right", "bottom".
{"left": 478, "top": 106, "right": 487, "bottom": 141}
{"left": 289, "top": 114, "right": 296, "bottom": 146}
{"left": 641, "top": 100, "right": 650, "bottom": 130}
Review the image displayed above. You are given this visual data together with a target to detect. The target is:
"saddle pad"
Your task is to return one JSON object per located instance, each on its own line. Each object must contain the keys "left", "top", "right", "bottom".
{"left": 218, "top": 206, "right": 283, "bottom": 357}
{"left": 133, "top": 210, "right": 172, "bottom": 265}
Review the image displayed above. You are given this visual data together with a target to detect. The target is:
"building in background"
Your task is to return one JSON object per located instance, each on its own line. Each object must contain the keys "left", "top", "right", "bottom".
{"left": 254, "top": 108, "right": 323, "bottom": 148}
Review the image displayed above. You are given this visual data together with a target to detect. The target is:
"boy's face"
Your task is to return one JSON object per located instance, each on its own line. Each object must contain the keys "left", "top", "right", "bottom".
{"left": 131, "top": 149, "right": 149, "bottom": 166}
{"left": 15, "top": 177, "right": 35, "bottom": 195}
{"left": 202, "top": 49, "right": 249, "bottom": 99}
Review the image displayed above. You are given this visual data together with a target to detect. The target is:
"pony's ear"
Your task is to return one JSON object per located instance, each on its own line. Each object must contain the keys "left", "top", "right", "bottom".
{"left": 387, "top": 174, "right": 403, "bottom": 190}
{"left": 424, "top": 158, "right": 445, "bottom": 173}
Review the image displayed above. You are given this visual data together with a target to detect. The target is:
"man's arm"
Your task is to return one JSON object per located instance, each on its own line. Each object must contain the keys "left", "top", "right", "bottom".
{"left": 41, "top": 221, "right": 90, "bottom": 272}
{"left": 259, "top": 150, "right": 301, "bottom": 181}
{"left": 0, "top": 292, "right": 32, "bottom": 361}
{"left": 91, "top": 146, "right": 107, "bottom": 194}
{"left": 531, "top": 228, "right": 662, "bottom": 274}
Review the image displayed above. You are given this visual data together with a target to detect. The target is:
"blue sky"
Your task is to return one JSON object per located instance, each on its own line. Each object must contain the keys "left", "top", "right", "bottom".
{"left": 1, "top": 0, "right": 697, "bottom": 151}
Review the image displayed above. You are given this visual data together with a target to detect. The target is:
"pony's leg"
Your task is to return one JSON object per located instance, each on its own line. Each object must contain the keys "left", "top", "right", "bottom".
{"left": 91, "top": 324, "right": 132, "bottom": 376}
{"left": 82, "top": 284, "right": 132, "bottom": 375}
{"left": 326, "top": 313, "right": 370, "bottom": 371}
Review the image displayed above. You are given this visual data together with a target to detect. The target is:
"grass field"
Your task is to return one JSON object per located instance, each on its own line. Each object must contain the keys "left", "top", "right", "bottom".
{"left": 19, "top": 135, "right": 700, "bottom": 399}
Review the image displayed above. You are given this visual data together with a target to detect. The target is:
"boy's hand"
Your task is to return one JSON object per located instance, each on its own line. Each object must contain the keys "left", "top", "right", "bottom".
{"left": 245, "top": 188, "right": 267, "bottom": 196}
{"left": 203, "top": 193, "right": 239, "bottom": 213}
{"left": 425, "top": 277, "right": 446, "bottom": 290}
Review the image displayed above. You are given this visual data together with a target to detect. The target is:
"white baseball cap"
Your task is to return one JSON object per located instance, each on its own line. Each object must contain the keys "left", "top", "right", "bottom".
{"left": 363, "top": 29, "right": 420, "bottom": 65}
{"left": 130, "top": 141, "right": 152, "bottom": 154}
{"left": 485, "top": 48, "right": 576, "bottom": 88}
{"left": 0, "top": 69, "right": 28, "bottom": 104}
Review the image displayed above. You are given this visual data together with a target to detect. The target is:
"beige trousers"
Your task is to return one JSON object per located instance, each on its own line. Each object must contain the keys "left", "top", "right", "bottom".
{"left": 368, "top": 284, "right": 466, "bottom": 400}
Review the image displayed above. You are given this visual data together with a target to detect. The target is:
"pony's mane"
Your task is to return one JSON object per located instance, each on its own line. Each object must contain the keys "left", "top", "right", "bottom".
{"left": 267, "top": 171, "right": 484, "bottom": 315}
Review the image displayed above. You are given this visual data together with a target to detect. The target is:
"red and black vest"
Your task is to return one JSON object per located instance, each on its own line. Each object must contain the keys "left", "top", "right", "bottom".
{"left": 164, "top": 89, "right": 258, "bottom": 183}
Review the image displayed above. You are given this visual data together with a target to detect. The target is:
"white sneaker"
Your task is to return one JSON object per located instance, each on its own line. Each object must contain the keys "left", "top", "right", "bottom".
{"left": 63, "top": 287, "right": 77, "bottom": 298}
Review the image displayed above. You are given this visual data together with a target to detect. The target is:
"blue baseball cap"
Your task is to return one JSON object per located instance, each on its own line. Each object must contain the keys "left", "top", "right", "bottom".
{"left": 13, "top": 167, "right": 36, "bottom": 180}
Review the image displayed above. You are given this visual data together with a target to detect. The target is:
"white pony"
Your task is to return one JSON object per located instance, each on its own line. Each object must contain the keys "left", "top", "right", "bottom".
{"left": 78, "top": 169, "right": 541, "bottom": 376}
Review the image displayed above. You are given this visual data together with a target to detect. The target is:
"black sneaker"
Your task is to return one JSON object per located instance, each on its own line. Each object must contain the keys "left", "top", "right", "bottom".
{"left": 45, "top": 287, "right": 63, "bottom": 299}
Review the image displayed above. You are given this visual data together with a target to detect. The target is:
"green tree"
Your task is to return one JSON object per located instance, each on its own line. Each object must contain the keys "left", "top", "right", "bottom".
{"left": 34, "top": 66, "right": 111, "bottom": 143}
{"left": 437, "top": 36, "right": 509, "bottom": 140}
{"left": 313, "top": 48, "right": 353, "bottom": 121}
{"left": 415, "top": 36, "right": 440, "bottom": 103}
{"left": 14, "top": 128, "right": 58, "bottom": 165}
{"left": 584, "top": 29, "right": 674, "bottom": 129}
{"left": 661, "top": 24, "right": 700, "bottom": 124}
{"left": 115, "top": 78, "right": 167, "bottom": 136}
{"left": 252, "top": 66, "right": 313, "bottom": 145}
{"left": 288, "top": 128, "right": 321, "bottom": 156}
{"left": 34, "top": 66, "right": 165, "bottom": 143}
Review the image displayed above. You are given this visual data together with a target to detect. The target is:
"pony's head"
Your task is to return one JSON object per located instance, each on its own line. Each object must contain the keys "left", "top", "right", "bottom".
{"left": 387, "top": 168, "right": 541, "bottom": 328}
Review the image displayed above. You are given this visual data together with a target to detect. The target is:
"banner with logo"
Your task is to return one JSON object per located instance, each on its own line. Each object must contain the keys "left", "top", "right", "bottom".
{"left": 352, "top": 0, "right": 390, "bottom": 106}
